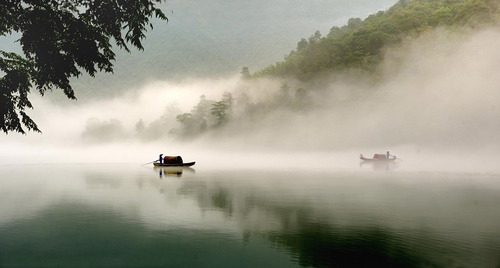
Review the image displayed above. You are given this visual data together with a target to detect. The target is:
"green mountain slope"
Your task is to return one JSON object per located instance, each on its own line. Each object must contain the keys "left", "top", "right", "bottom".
{"left": 254, "top": 0, "right": 500, "bottom": 80}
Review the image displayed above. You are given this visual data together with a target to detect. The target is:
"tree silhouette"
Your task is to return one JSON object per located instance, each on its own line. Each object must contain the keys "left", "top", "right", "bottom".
{"left": 0, "top": 0, "right": 168, "bottom": 134}
{"left": 240, "top": 66, "right": 251, "bottom": 79}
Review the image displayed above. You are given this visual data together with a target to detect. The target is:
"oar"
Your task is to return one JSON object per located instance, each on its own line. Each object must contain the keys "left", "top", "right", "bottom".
{"left": 141, "top": 160, "right": 158, "bottom": 166}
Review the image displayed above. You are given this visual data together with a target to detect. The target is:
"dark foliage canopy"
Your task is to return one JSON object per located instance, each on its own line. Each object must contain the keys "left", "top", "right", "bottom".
{"left": 0, "top": 0, "right": 167, "bottom": 134}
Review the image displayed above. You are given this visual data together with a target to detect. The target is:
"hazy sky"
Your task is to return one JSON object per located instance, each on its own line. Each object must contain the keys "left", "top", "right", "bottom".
{"left": 106, "top": 0, "right": 399, "bottom": 83}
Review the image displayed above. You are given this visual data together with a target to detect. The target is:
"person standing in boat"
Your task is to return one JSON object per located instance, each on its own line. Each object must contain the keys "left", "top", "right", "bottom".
{"left": 158, "top": 154, "right": 163, "bottom": 164}
{"left": 386, "top": 151, "right": 391, "bottom": 160}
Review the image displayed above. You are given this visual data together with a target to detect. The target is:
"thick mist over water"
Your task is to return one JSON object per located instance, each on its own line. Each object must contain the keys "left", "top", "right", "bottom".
{"left": 2, "top": 29, "right": 500, "bottom": 173}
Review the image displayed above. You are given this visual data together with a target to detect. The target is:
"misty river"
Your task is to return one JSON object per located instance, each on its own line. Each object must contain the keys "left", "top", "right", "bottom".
{"left": 1, "top": 164, "right": 499, "bottom": 268}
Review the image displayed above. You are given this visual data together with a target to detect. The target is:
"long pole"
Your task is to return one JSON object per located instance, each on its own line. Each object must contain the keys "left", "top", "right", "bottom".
{"left": 141, "top": 160, "right": 157, "bottom": 166}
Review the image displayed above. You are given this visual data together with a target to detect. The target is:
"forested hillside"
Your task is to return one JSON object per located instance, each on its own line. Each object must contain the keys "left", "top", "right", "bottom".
{"left": 254, "top": 0, "right": 500, "bottom": 80}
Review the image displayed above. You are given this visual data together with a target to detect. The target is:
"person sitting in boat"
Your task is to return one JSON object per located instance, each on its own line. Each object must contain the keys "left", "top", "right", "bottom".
{"left": 158, "top": 154, "right": 163, "bottom": 164}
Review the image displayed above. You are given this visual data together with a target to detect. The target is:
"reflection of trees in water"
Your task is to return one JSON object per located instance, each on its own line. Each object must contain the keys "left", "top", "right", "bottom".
{"left": 177, "top": 178, "right": 500, "bottom": 268}
{"left": 267, "top": 223, "right": 425, "bottom": 268}
{"left": 177, "top": 182, "right": 254, "bottom": 218}
{"left": 242, "top": 199, "right": 434, "bottom": 267}
{"left": 76, "top": 168, "right": 500, "bottom": 267}
{"left": 211, "top": 189, "right": 233, "bottom": 216}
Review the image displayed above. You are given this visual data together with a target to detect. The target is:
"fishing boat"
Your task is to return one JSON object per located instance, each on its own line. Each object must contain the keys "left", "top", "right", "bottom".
{"left": 359, "top": 154, "right": 397, "bottom": 162}
{"left": 153, "top": 155, "right": 196, "bottom": 167}
{"left": 153, "top": 161, "right": 196, "bottom": 167}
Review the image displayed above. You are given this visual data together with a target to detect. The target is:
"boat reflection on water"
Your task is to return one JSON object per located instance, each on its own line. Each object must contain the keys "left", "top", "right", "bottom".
{"left": 360, "top": 160, "right": 399, "bottom": 171}
{"left": 154, "top": 166, "right": 196, "bottom": 178}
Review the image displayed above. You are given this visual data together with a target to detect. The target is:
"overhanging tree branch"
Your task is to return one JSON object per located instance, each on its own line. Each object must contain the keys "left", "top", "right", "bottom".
{"left": 0, "top": 0, "right": 168, "bottom": 134}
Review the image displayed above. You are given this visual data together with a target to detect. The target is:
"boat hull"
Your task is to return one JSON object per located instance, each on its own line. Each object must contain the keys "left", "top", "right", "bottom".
{"left": 153, "top": 161, "right": 196, "bottom": 167}
{"left": 359, "top": 156, "right": 396, "bottom": 162}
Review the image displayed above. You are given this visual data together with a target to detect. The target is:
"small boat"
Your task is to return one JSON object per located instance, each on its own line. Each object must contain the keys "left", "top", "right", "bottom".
{"left": 360, "top": 154, "right": 397, "bottom": 162}
{"left": 153, "top": 161, "right": 196, "bottom": 167}
{"left": 153, "top": 155, "right": 195, "bottom": 167}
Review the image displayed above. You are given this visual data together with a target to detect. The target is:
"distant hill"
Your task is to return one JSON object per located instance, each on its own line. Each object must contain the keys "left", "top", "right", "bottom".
{"left": 254, "top": 0, "right": 500, "bottom": 81}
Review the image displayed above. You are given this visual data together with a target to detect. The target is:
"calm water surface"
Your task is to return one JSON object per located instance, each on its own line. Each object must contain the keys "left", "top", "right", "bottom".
{"left": 0, "top": 164, "right": 499, "bottom": 267}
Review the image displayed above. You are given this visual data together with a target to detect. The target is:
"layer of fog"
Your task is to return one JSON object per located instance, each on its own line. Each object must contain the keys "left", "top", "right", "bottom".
{"left": 1, "top": 28, "right": 500, "bottom": 173}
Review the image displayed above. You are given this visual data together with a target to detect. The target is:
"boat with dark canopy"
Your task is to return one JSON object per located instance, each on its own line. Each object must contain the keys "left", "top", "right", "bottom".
{"left": 153, "top": 155, "right": 196, "bottom": 167}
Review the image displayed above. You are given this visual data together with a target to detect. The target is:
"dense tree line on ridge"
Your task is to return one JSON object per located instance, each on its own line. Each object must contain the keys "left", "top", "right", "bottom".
{"left": 132, "top": 83, "right": 312, "bottom": 141}
{"left": 253, "top": 0, "right": 500, "bottom": 81}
